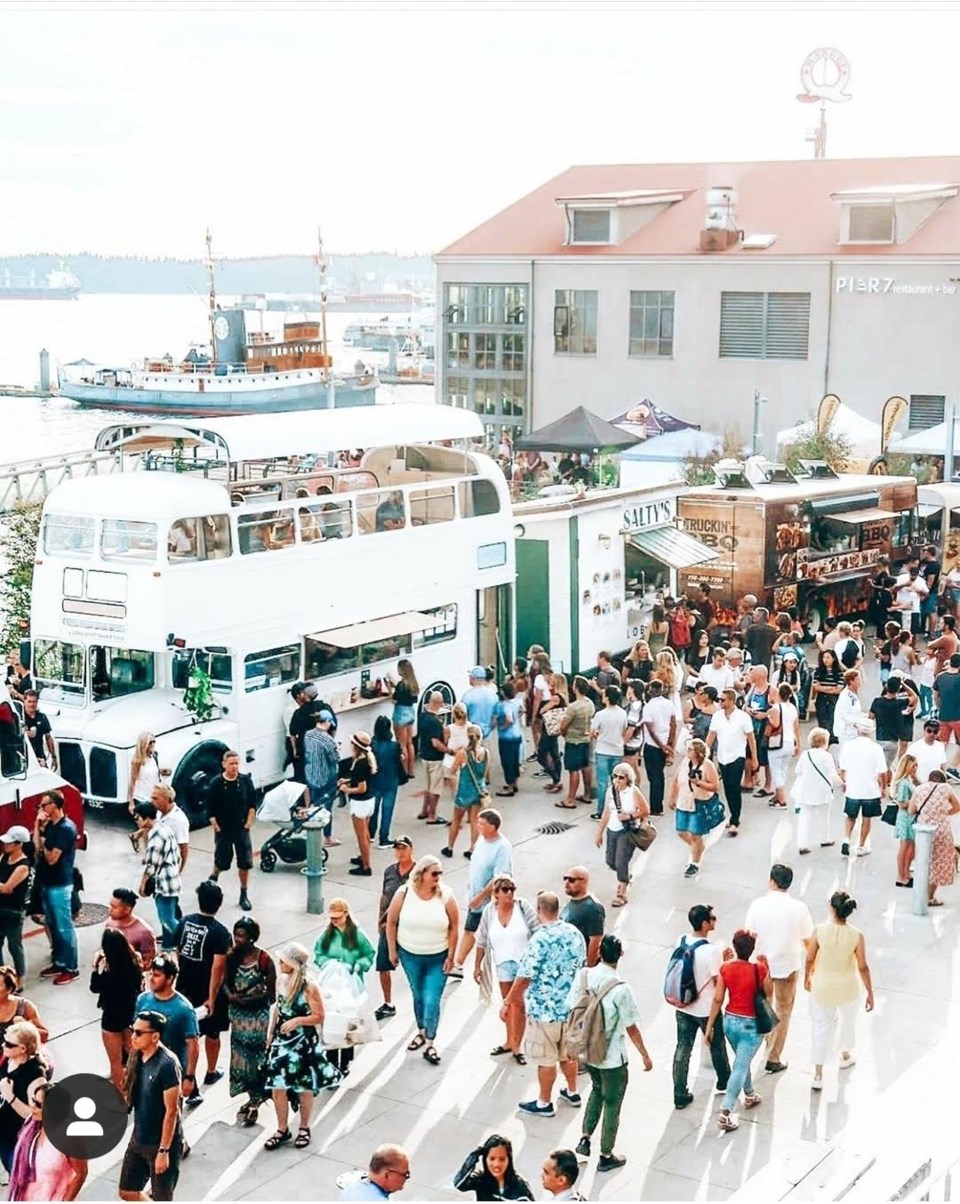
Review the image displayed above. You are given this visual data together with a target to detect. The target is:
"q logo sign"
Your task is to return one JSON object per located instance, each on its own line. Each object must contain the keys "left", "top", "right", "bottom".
{"left": 797, "top": 47, "right": 852, "bottom": 104}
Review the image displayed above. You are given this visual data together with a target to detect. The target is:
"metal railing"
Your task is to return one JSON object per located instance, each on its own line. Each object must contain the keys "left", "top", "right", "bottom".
{"left": 0, "top": 448, "right": 125, "bottom": 514}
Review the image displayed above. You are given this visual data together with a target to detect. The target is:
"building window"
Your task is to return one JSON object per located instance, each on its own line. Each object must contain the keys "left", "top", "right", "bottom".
{"left": 447, "top": 375, "right": 469, "bottom": 408}
{"left": 909, "top": 394, "right": 946, "bottom": 431}
{"left": 502, "top": 333, "right": 524, "bottom": 372}
{"left": 628, "top": 291, "right": 674, "bottom": 357}
{"left": 474, "top": 333, "right": 496, "bottom": 371}
{"left": 719, "top": 291, "right": 810, "bottom": 360}
{"left": 446, "top": 331, "right": 470, "bottom": 368}
{"left": 570, "top": 209, "right": 611, "bottom": 244}
{"left": 554, "top": 289, "right": 598, "bottom": 355}
{"left": 846, "top": 204, "right": 895, "bottom": 244}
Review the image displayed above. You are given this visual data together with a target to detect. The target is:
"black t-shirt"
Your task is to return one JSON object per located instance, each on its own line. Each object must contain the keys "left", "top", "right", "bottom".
{"left": 561, "top": 895, "right": 606, "bottom": 946}
{"left": 922, "top": 559, "right": 942, "bottom": 593}
{"left": 24, "top": 710, "right": 52, "bottom": 760}
{"left": 132, "top": 1046, "right": 182, "bottom": 1148}
{"left": 174, "top": 913, "right": 232, "bottom": 1007}
{"left": 349, "top": 756, "right": 374, "bottom": 800}
{"left": 418, "top": 712, "right": 445, "bottom": 761}
{"left": 289, "top": 702, "right": 329, "bottom": 754}
{"left": 207, "top": 774, "right": 257, "bottom": 832}
{"left": 393, "top": 681, "right": 416, "bottom": 707}
{"left": 745, "top": 623, "right": 777, "bottom": 667}
{"left": 0, "top": 1057, "right": 47, "bottom": 1143}
{"left": 36, "top": 817, "right": 76, "bottom": 888}
{"left": 870, "top": 695, "right": 903, "bottom": 742}
{"left": 0, "top": 856, "right": 30, "bottom": 912}
{"left": 935, "top": 671, "right": 960, "bottom": 722}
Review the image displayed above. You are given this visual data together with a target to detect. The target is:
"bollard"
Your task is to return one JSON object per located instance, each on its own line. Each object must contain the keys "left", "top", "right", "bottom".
{"left": 302, "top": 820, "right": 326, "bottom": 915}
{"left": 912, "top": 823, "right": 936, "bottom": 917}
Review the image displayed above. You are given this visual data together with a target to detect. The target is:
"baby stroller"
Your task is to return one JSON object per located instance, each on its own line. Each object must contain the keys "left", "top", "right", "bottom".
{"left": 257, "top": 780, "right": 331, "bottom": 873}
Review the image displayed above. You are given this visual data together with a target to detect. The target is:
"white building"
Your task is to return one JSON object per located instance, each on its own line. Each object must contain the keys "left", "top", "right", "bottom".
{"left": 435, "top": 157, "right": 960, "bottom": 450}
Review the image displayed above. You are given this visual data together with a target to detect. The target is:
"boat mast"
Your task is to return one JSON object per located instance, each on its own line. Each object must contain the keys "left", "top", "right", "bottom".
{"left": 317, "top": 226, "right": 330, "bottom": 383}
{"left": 205, "top": 227, "right": 218, "bottom": 367}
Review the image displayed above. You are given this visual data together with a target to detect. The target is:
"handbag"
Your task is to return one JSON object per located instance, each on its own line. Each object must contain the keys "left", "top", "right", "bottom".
{"left": 695, "top": 793, "right": 726, "bottom": 831}
{"left": 765, "top": 706, "right": 784, "bottom": 751}
{"left": 542, "top": 706, "right": 567, "bottom": 737}
{"left": 624, "top": 819, "right": 658, "bottom": 852}
{"left": 753, "top": 964, "right": 779, "bottom": 1035}
{"left": 881, "top": 802, "right": 899, "bottom": 826}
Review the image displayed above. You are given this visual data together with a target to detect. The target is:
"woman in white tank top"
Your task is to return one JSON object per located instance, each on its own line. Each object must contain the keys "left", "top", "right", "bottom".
{"left": 128, "top": 731, "right": 159, "bottom": 852}
{"left": 472, "top": 873, "right": 540, "bottom": 1062}
{"left": 386, "top": 854, "right": 459, "bottom": 1068}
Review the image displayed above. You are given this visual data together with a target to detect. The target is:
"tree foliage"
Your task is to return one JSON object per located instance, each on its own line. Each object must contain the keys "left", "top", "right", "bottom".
{"left": 781, "top": 429, "right": 852, "bottom": 474}
{"left": 0, "top": 503, "right": 42, "bottom": 651}
{"left": 681, "top": 426, "right": 747, "bottom": 486}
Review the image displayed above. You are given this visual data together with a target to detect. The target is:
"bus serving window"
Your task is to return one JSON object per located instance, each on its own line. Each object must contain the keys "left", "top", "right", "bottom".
{"left": 102, "top": 519, "right": 158, "bottom": 562}
{"left": 410, "top": 487, "right": 455, "bottom": 526}
{"left": 357, "top": 490, "right": 406, "bottom": 534}
{"left": 168, "top": 515, "right": 232, "bottom": 562}
{"left": 238, "top": 509, "right": 296, "bottom": 554}
{"left": 171, "top": 647, "right": 233, "bottom": 693}
{"left": 458, "top": 479, "right": 501, "bottom": 517}
{"left": 90, "top": 647, "right": 155, "bottom": 698}
{"left": 809, "top": 517, "right": 858, "bottom": 556}
{"left": 305, "top": 605, "right": 458, "bottom": 679}
{"left": 43, "top": 515, "right": 95, "bottom": 558}
{"left": 34, "top": 639, "right": 85, "bottom": 701}
{"left": 244, "top": 645, "right": 300, "bottom": 693}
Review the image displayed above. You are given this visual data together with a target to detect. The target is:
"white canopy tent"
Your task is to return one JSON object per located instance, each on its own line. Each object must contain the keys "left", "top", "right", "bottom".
{"left": 776, "top": 402, "right": 892, "bottom": 462}
{"left": 891, "top": 422, "right": 953, "bottom": 456}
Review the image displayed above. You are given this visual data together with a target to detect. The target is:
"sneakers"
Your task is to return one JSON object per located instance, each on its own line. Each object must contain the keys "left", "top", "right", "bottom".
{"left": 349, "top": 856, "right": 363, "bottom": 865}
{"left": 377, "top": 842, "right": 394, "bottom": 851}
{"left": 347, "top": 866, "right": 372, "bottom": 876}
{"left": 683, "top": 863, "right": 700, "bottom": 878}
{"left": 39, "top": 965, "right": 60, "bottom": 979}
{"left": 597, "top": 1154, "right": 627, "bottom": 1173}
{"left": 717, "top": 1109, "right": 740, "bottom": 1131}
{"left": 841, "top": 842, "right": 850, "bottom": 857}
{"left": 559, "top": 1088, "right": 582, "bottom": 1108}
{"left": 811, "top": 1074, "right": 823, "bottom": 1091}
{"left": 765, "top": 1061, "right": 788, "bottom": 1075}
{"left": 52, "top": 971, "right": 79, "bottom": 986}
{"left": 239, "top": 892, "right": 252, "bottom": 912}
{"left": 839, "top": 1053, "right": 856, "bottom": 1070}
{"left": 445, "top": 965, "right": 464, "bottom": 980}
{"left": 184, "top": 1088, "right": 205, "bottom": 1110}
{"left": 203, "top": 1070, "right": 224, "bottom": 1086}
{"left": 675, "top": 1092, "right": 694, "bottom": 1110}
{"left": 518, "top": 1099, "right": 555, "bottom": 1118}
{"left": 575, "top": 1136, "right": 591, "bottom": 1160}
{"left": 375, "top": 1003, "right": 396, "bottom": 1020}
{"left": 856, "top": 846, "right": 871, "bottom": 857}
{"left": 440, "top": 846, "right": 454, "bottom": 858}
{"left": 743, "top": 1092, "right": 762, "bottom": 1109}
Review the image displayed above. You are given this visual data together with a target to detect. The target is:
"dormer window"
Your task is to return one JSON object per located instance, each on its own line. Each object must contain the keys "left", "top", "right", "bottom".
{"left": 570, "top": 209, "right": 611, "bottom": 244}
{"left": 833, "top": 183, "right": 958, "bottom": 245}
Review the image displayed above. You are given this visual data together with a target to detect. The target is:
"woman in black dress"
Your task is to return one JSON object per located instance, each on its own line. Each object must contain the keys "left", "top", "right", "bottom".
{"left": 89, "top": 927, "right": 142, "bottom": 1091}
{"left": 812, "top": 648, "right": 844, "bottom": 744}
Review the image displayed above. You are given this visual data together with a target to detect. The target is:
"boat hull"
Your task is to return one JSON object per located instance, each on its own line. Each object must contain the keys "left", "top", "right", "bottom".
{"left": 0, "top": 286, "right": 80, "bottom": 300}
{"left": 59, "top": 378, "right": 376, "bottom": 417}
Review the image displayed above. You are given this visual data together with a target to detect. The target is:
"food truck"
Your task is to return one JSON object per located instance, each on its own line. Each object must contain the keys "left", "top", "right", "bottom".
{"left": 676, "top": 461, "right": 917, "bottom": 632}
{"left": 513, "top": 481, "right": 716, "bottom": 671}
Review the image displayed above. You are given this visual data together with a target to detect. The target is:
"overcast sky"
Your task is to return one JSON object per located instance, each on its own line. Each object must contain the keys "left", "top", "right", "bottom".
{"left": 3, "top": 0, "right": 960, "bottom": 258}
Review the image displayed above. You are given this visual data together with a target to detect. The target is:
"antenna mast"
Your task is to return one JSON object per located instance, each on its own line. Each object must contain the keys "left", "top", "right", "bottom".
{"left": 317, "top": 227, "right": 330, "bottom": 383}
{"left": 205, "top": 228, "right": 218, "bottom": 365}
{"left": 796, "top": 48, "right": 852, "bottom": 159}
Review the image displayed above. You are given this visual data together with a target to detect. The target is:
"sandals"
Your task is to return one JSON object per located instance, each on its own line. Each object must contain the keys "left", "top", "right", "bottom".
{"left": 423, "top": 1045, "right": 441, "bottom": 1065}
{"left": 554, "top": 802, "right": 577, "bottom": 809}
{"left": 576, "top": 795, "right": 592, "bottom": 805}
{"left": 513, "top": 1052, "right": 527, "bottom": 1066}
{"left": 495, "top": 789, "right": 517, "bottom": 797}
{"left": 490, "top": 1044, "right": 511, "bottom": 1056}
{"left": 407, "top": 1033, "right": 427, "bottom": 1051}
{"left": 294, "top": 1128, "right": 311, "bottom": 1148}
{"left": 264, "top": 1129, "right": 291, "bottom": 1150}
{"left": 611, "top": 895, "right": 628, "bottom": 909}
{"left": 754, "top": 789, "right": 773, "bottom": 798}
{"left": 544, "top": 783, "right": 563, "bottom": 793}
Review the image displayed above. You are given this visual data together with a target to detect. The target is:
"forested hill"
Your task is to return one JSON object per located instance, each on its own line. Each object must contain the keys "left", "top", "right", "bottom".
{"left": 0, "top": 253, "right": 434, "bottom": 294}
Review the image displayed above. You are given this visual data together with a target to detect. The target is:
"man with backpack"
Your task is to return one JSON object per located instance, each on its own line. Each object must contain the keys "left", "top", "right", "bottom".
{"left": 571, "top": 934, "right": 652, "bottom": 1174}
{"left": 668, "top": 904, "right": 731, "bottom": 1109}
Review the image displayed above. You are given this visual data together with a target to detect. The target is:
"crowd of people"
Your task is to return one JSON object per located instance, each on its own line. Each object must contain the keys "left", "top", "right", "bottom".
{"left": 4, "top": 546, "right": 958, "bottom": 1200}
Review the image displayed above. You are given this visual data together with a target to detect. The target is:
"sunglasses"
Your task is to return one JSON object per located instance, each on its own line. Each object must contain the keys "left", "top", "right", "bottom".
{"left": 428, "top": 870, "right": 443, "bottom": 877}
{"left": 612, "top": 773, "right": 628, "bottom": 780}
{"left": 497, "top": 884, "right": 516, "bottom": 893}
{"left": 3, "top": 1040, "right": 18, "bottom": 1050}
{"left": 563, "top": 876, "right": 584, "bottom": 883}
{"left": 131, "top": 1028, "right": 153, "bottom": 1038}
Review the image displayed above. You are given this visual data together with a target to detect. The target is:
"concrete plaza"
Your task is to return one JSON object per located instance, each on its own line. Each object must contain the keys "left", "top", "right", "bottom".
{"left": 24, "top": 685, "right": 959, "bottom": 1201}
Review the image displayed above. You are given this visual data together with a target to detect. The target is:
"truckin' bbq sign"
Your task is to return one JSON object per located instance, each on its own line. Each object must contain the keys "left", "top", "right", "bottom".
{"left": 681, "top": 514, "right": 738, "bottom": 555}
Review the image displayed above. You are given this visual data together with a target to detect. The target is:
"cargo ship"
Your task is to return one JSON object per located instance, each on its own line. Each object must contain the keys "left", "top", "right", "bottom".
{"left": 0, "top": 264, "right": 81, "bottom": 300}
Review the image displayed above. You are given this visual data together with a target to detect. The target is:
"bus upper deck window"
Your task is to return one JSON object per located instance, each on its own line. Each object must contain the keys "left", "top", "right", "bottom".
{"left": 238, "top": 509, "right": 295, "bottom": 554}
{"left": 458, "top": 479, "right": 501, "bottom": 518}
{"left": 43, "top": 515, "right": 95, "bottom": 558}
{"left": 102, "top": 520, "right": 158, "bottom": 562}
{"left": 168, "top": 519, "right": 197, "bottom": 559}
{"left": 168, "top": 515, "right": 232, "bottom": 562}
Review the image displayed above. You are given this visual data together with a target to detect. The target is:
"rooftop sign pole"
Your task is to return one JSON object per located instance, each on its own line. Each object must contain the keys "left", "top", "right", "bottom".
{"left": 797, "top": 48, "right": 852, "bottom": 159}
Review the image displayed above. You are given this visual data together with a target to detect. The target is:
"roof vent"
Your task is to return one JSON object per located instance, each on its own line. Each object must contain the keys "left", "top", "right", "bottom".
{"left": 700, "top": 186, "right": 740, "bottom": 252}
{"left": 741, "top": 233, "right": 777, "bottom": 250}
{"left": 796, "top": 459, "right": 840, "bottom": 480}
{"left": 712, "top": 459, "right": 753, "bottom": 489}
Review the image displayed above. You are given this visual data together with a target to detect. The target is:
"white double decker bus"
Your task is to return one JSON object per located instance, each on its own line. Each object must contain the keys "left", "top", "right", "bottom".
{"left": 30, "top": 405, "right": 515, "bottom": 822}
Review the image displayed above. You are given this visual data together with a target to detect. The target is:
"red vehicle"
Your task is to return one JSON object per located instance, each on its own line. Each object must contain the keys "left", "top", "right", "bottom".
{"left": 0, "top": 685, "right": 85, "bottom": 845}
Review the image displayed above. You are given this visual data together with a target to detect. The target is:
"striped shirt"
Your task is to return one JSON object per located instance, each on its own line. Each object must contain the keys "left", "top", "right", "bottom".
{"left": 143, "top": 823, "right": 182, "bottom": 898}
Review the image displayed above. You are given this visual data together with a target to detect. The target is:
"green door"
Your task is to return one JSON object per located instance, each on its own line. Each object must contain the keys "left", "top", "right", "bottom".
{"left": 515, "top": 540, "right": 550, "bottom": 661}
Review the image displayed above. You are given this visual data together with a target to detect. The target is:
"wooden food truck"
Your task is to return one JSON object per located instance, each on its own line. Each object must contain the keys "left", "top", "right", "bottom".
{"left": 676, "top": 462, "right": 917, "bottom": 632}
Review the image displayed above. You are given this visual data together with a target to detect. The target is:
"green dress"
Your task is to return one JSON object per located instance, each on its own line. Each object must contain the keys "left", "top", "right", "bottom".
{"left": 895, "top": 778, "right": 917, "bottom": 841}
{"left": 264, "top": 987, "right": 341, "bottom": 1093}
{"left": 228, "top": 958, "right": 273, "bottom": 1100}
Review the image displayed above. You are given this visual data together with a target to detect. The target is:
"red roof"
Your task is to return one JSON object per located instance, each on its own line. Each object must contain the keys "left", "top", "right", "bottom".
{"left": 436, "top": 157, "right": 960, "bottom": 258}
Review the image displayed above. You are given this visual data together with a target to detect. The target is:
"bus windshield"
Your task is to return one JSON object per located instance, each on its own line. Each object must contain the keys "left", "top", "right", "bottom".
{"left": 34, "top": 640, "right": 86, "bottom": 702}
{"left": 90, "top": 647, "right": 155, "bottom": 699}
{"left": 171, "top": 647, "right": 233, "bottom": 694}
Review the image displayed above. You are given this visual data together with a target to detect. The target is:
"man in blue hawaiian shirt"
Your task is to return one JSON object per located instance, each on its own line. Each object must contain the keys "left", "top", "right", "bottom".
{"left": 501, "top": 890, "right": 585, "bottom": 1117}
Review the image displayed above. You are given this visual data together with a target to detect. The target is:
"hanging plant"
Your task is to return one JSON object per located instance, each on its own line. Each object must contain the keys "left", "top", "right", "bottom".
{"left": 183, "top": 662, "right": 215, "bottom": 723}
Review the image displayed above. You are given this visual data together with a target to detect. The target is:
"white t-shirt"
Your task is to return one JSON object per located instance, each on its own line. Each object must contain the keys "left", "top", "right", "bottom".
{"left": 699, "top": 663, "right": 735, "bottom": 694}
{"left": 838, "top": 736, "right": 887, "bottom": 799}
{"left": 677, "top": 937, "right": 724, "bottom": 1019}
{"left": 605, "top": 783, "right": 640, "bottom": 832}
{"left": 906, "top": 737, "right": 946, "bottom": 783}
{"left": 593, "top": 706, "right": 627, "bottom": 757}
{"left": 533, "top": 674, "right": 552, "bottom": 704}
{"left": 833, "top": 688, "right": 862, "bottom": 743}
{"left": 744, "top": 890, "right": 814, "bottom": 978}
{"left": 708, "top": 708, "right": 754, "bottom": 764}
{"left": 159, "top": 804, "right": 190, "bottom": 848}
{"left": 642, "top": 696, "right": 675, "bottom": 746}
{"left": 488, "top": 904, "right": 530, "bottom": 967}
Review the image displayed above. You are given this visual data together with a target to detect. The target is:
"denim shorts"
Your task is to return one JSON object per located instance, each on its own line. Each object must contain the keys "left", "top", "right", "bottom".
{"left": 393, "top": 704, "right": 416, "bottom": 726}
{"left": 496, "top": 959, "right": 519, "bottom": 983}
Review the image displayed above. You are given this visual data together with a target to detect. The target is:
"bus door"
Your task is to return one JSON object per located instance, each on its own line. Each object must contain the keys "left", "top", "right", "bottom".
{"left": 237, "top": 642, "right": 302, "bottom": 786}
{"left": 477, "top": 585, "right": 513, "bottom": 679}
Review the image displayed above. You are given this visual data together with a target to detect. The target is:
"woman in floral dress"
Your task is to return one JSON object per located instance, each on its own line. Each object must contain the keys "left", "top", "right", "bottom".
{"left": 263, "top": 943, "right": 339, "bottom": 1151}
{"left": 909, "top": 770, "right": 960, "bottom": 905}
{"left": 224, "top": 918, "right": 276, "bottom": 1126}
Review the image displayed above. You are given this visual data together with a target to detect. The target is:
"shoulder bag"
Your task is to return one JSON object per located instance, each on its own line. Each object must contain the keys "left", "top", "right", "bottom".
{"left": 543, "top": 704, "right": 567, "bottom": 737}
{"left": 618, "top": 787, "right": 658, "bottom": 852}
{"left": 753, "top": 963, "right": 779, "bottom": 1035}
{"left": 464, "top": 755, "right": 491, "bottom": 805}
{"left": 765, "top": 704, "right": 784, "bottom": 750}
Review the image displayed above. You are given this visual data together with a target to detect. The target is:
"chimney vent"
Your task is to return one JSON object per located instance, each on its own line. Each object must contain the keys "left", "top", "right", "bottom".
{"left": 700, "top": 186, "right": 739, "bottom": 252}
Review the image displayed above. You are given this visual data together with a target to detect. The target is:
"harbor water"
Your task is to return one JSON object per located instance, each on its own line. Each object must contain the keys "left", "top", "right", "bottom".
{"left": 0, "top": 293, "right": 433, "bottom": 462}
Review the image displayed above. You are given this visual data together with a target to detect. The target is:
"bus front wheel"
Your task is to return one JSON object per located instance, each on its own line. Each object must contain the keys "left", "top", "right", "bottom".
{"left": 171, "top": 740, "right": 229, "bottom": 829}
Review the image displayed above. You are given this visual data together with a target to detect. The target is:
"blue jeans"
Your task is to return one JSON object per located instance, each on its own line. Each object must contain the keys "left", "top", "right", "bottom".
{"left": 155, "top": 894, "right": 180, "bottom": 951}
{"left": 397, "top": 948, "right": 447, "bottom": 1040}
{"left": 370, "top": 786, "right": 398, "bottom": 844}
{"left": 722, "top": 1013, "right": 762, "bottom": 1111}
{"left": 498, "top": 738, "right": 522, "bottom": 787}
{"left": 41, "top": 884, "right": 77, "bottom": 973}
{"left": 920, "top": 684, "right": 935, "bottom": 717}
{"left": 594, "top": 753, "right": 620, "bottom": 817}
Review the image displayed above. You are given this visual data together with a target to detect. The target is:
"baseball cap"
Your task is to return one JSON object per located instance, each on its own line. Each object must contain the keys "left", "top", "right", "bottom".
{"left": 393, "top": 835, "right": 413, "bottom": 849}
{"left": 289, "top": 681, "right": 307, "bottom": 697}
{"left": 316, "top": 709, "right": 335, "bottom": 724}
{"left": 469, "top": 665, "right": 487, "bottom": 679}
{"left": 0, "top": 826, "right": 29, "bottom": 844}
{"left": 150, "top": 954, "right": 179, "bottom": 977}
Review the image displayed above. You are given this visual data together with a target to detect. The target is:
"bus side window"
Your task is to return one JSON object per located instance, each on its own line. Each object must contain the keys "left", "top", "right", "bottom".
{"left": 238, "top": 509, "right": 295, "bottom": 554}
{"left": 410, "top": 486, "right": 455, "bottom": 527}
{"left": 168, "top": 519, "right": 198, "bottom": 559}
{"left": 244, "top": 645, "right": 300, "bottom": 693}
{"left": 168, "top": 515, "right": 232, "bottom": 561}
{"left": 358, "top": 490, "right": 406, "bottom": 534}
{"left": 458, "top": 479, "right": 501, "bottom": 518}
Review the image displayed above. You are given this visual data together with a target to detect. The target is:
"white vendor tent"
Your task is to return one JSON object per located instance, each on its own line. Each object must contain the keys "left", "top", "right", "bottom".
{"left": 891, "top": 421, "right": 952, "bottom": 456}
{"left": 619, "top": 428, "right": 723, "bottom": 488}
{"left": 776, "top": 402, "right": 889, "bottom": 461}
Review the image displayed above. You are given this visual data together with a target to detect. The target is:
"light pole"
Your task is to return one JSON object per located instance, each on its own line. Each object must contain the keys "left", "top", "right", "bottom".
{"left": 752, "top": 389, "right": 767, "bottom": 457}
